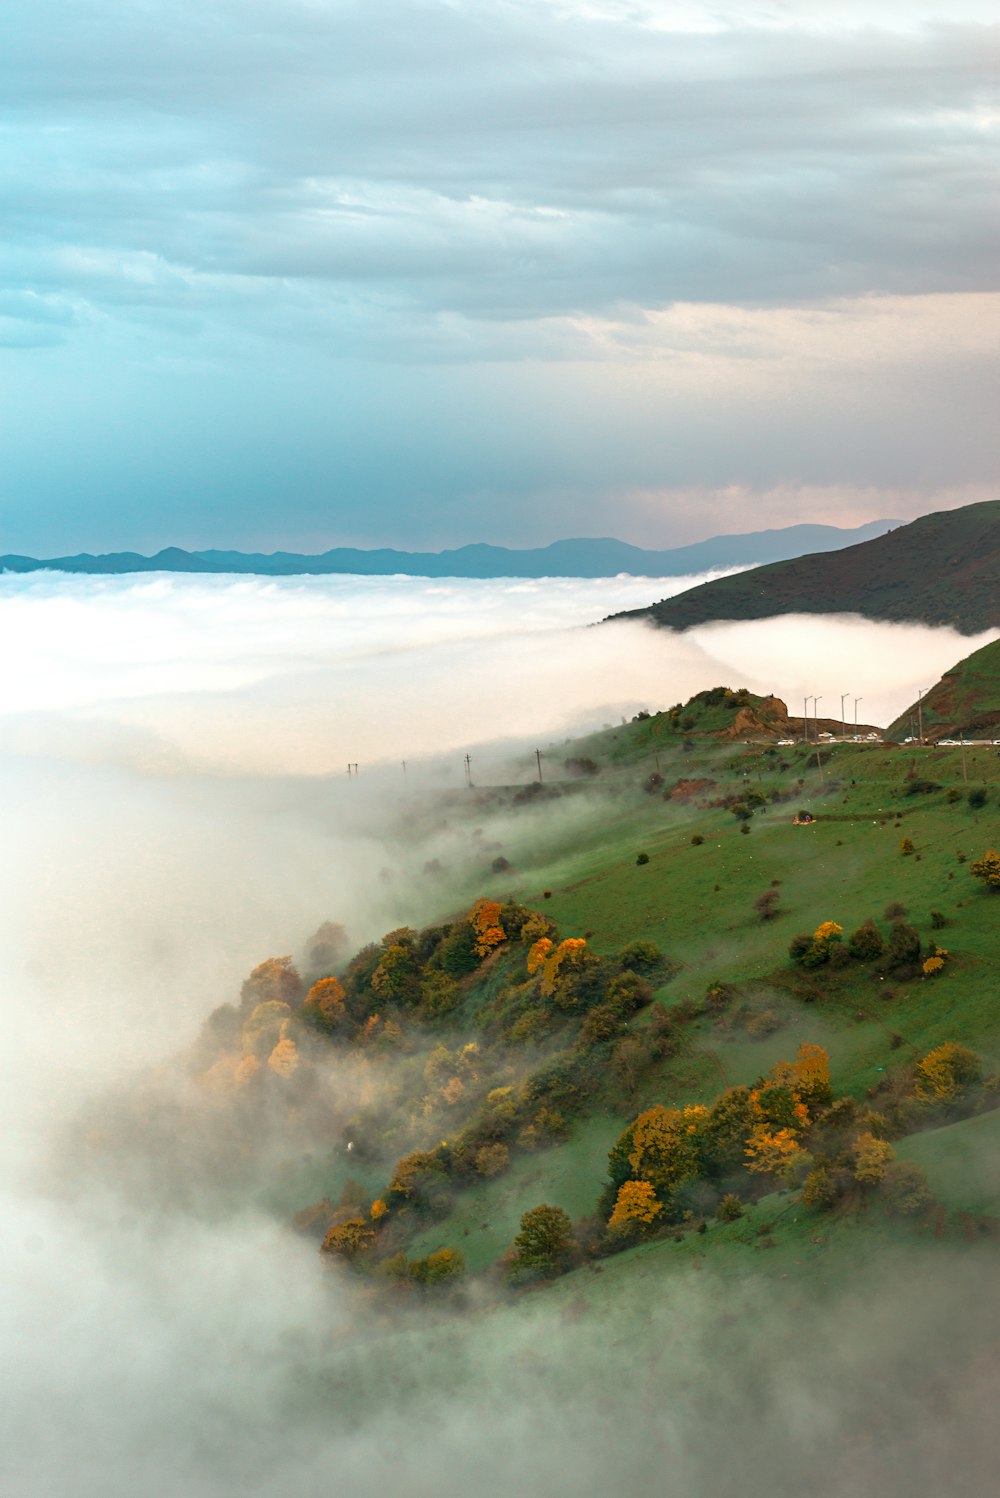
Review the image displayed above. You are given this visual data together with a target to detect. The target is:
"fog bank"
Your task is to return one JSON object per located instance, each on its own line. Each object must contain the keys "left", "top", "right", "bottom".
{"left": 3, "top": 570, "right": 999, "bottom": 1497}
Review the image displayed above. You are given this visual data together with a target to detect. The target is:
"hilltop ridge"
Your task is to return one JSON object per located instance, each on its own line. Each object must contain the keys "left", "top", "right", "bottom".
{"left": 610, "top": 501, "right": 1000, "bottom": 635}
{"left": 0, "top": 519, "right": 894, "bottom": 580}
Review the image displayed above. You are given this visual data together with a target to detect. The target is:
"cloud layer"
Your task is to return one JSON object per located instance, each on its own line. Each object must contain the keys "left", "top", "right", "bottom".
{"left": 3, "top": 571, "right": 1000, "bottom": 1496}
{"left": 1, "top": 1, "right": 997, "bottom": 550}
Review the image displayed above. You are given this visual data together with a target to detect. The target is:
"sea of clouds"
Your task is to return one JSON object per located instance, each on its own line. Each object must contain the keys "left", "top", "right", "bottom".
{"left": 3, "top": 570, "right": 999, "bottom": 1497}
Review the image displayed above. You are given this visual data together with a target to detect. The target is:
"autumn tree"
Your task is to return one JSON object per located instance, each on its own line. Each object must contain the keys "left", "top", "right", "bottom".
{"left": 624, "top": 1105, "right": 709, "bottom": 1205}
{"left": 300, "top": 975, "right": 348, "bottom": 1034}
{"left": 852, "top": 1131, "right": 895, "bottom": 1185}
{"left": 240, "top": 955, "right": 303, "bottom": 1013}
{"left": 970, "top": 849, "right": 1000, "bottom": 890}
{"left": 469, "top": 898, "right": 507, "bottom": 959}
{"left": 608, "top": 1180, "right": 663, "bottom": 1235}
{"left": 914, "top": 1042, "right": 981, "bottom": 1105}
{"left": 320, "top": 1217, "right": 376, "bottom": 1261}
{"left": 409, "top": 1248, "right": 466, "bottom": 1286}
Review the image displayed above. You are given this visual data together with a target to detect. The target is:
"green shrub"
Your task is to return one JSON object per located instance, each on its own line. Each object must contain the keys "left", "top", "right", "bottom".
{"left": 618, "top": 940, "right": 662, "bottom": 974}
{"left": 848, "top": 920, "right": 885, "bottom": 961}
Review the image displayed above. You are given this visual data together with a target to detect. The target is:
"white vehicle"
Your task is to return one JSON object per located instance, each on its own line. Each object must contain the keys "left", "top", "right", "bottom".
{"left": 777, "top": 739, "right": 796, "bottom": 746}
{"left": 939, "top": 739, "right": 958, "bottom": 746}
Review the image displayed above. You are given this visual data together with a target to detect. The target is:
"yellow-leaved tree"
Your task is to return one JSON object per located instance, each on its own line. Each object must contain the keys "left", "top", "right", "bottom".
{"left": 608, "top": 1179, "right": 663, "bottom": 1233}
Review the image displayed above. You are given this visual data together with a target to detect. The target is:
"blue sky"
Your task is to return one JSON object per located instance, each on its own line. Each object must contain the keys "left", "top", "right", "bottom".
{"left": 1, "top": 0, "right": 997, "bottom": 553}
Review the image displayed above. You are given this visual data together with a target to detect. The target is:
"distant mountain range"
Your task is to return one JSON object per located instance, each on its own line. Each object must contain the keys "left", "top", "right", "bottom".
{"left": 612, "top": 501, "right": 1000, "bottom": 635}
{"left": 0, "top": 520, "right": 896, "bottom": 580}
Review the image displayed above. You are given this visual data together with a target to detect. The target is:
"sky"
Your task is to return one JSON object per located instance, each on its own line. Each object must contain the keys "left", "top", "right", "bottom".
{"left": 1, "top": 0, "right": 998, "bottom": 554}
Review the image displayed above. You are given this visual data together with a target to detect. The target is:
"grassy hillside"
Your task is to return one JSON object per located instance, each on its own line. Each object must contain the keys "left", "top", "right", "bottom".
{"left": 114, "top": 695, "right": 1000, "bottom": 1311}
{"left": 612, "top": 500, "right": 1000, "bottom": 634}
{"left": 889, "top": 635, "right": 1000, "bottom": 742}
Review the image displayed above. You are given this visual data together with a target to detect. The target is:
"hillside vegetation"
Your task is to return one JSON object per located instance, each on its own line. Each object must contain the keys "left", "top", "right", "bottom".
{"left": 889, "top": 635, "right": 1000, "bottom": 742}
{"left": 612, "top": 500, "right": 1000, "bottom": 634}
{"left": 85, "top": 690, "right": 1000, "bottom": 1312}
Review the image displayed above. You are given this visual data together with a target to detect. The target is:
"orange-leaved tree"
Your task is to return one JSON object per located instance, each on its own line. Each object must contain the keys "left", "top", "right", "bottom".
{"left": 914, "top": 1042, "right": 981, "bottom": 1104}
{"left": 303, "top": 975, "right": 348, "bottom": 1032}
{"left": 470, "top": 898, "right": 507, "bottom": 958}
{"left": 240, "top": 955, "right": 303, "bottom": 1012}
{"left": 608, "top": 1179, "right": 663, "bottom": 1233}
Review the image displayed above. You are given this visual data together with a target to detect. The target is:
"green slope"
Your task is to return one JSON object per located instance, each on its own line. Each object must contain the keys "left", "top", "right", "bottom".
{"left": 889, "top": 635, "right": 1000, "bottom": 742}
{"left": 612, "top": 499, "right": 1000, "bottom": 634}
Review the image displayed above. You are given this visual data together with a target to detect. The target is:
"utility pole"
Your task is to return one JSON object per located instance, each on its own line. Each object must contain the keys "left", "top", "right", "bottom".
{"left": 917, "top": 688, "right": 926, "bottom": 745}
{"left": 401, "top": 760, "right": 407, "bottom": 776}
{"left": 814, "top": 696, "right": 822, "bottom": 743}
{"left": 854, "top": 697, "right": 862, "bottom": 740}
{"left": 464, "top": 753, "right": 472, "bottom": 789}
{"left": 961, "top": 738, "right": 969, "bottom": 783}
{"left": 535, "top": 748, "right": 543, "bottom": 784}
{"left": 841, "top": 693, "right": 849, "bottom": 741}
{"left": 803, "top": 695, "right": 811, "bottom": 743}
{"left": 352, "top": 762, "right": 358, "bottom": 776}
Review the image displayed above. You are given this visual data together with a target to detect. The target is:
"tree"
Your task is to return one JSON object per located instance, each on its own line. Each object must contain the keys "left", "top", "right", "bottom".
{"left": 608, "top": 1180, "right": 663, "bottom": 1234}
{"left": 970, "top": 849, "right": 1000, "bottom": 890}
{"left": 242, "top": 1000, "right": 292, "bottom": 1058}
{"left": 618, "top": 940, "right": 662, "bottom": 974}
{"left": 475, "top": 1143, "right": 510, "bottom": 1178}
{"left": 626, "top": 1105, "right": 709, "bottom": 1199}
{"left": 240, "top": 955, "right": 303, "bottom": 1012}
{"left": 880, "top": 1160, "right": 932, "bottom": 1217}
{"left": 848, "top": 920, "right": 885, "bottom": 961}
{"left": 508, "top": 1204, "right": 576, "bottom": 1279}
{"left": 853, "top": 1131, "right": 895, "bottom": 1185}
{"left": 410, "top": 1248, "right": 465, "bottom": 1286}
{"left": 301, "top": 975, "right": 348, "bottom": 1033}
{"left": 320, "top": 1217, "right": 376, "bottom": 1261}
{"left": 753, "top": 889, "right": 781, "bottom": 922}
{"left": 469, "top": 898, "right": 507, "bottom": 958}
{"left": 886, "top": 921, "right": 921, "bottom": 972}
{"left": 267, "top": 1034, "right": 300, "bottom": 1077}
{"left": 745, "top": 1127, "right": 799, "bottom": 1178}
{"left": 914, "top": 1042, "right": 981, "bottom": 1104}
{"left": 306, "top": 921, "right": 348, "bottom": 971}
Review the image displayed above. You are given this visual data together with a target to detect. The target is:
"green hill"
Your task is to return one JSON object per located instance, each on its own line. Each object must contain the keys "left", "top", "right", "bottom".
{"left": 93, "top": 700, "right": 1000, "bottom": 1306}
{"left": 889, "top": 635, "right": 1000, "bottom": 742}
{"left": 611, "top": 500, "right": 1000, "bottom": 634}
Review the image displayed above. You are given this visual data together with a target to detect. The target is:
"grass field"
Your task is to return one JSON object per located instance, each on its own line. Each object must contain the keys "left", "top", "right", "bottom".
{"left": 377, "top": 711, "right": 1000, "bottom": 1275}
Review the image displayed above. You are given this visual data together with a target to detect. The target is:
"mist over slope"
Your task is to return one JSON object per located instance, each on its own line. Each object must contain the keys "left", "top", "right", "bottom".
{"left": 4, "top": 572, "right": 1000, "bottom": 1497}
{"left": 614, "top": 500, "right": 1000, "bottom": 635}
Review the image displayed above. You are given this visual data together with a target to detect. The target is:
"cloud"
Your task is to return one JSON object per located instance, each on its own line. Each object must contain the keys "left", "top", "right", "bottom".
{"left": 2, "top": 573, "right": 993, "bottom": 774}
{"left": 3, "top": 570, "right": 1000, "bottom": 1495}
